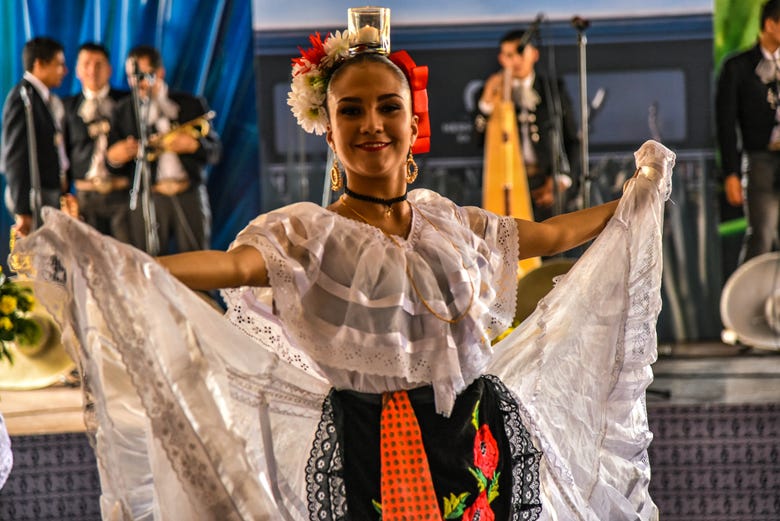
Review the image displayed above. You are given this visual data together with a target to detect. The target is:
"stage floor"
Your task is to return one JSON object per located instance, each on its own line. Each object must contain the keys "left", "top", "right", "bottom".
{"left": 649, "top": 341, "right": 780, "bottom": 405}
{"left": 2, "top": 386, "right": 84, "bottom": 436}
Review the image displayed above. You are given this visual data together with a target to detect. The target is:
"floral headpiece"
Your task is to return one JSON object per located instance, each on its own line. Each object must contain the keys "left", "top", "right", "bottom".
{"left": 287, "top": 31, "right": 351, "bottom": 136}
{"left": 287, "top": 30, "right": 431, "bottom": 153}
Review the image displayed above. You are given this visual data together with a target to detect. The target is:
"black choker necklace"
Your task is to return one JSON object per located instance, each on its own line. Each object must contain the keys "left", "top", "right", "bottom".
{"left": 344, "top": 186, "right": 407, "bottom": 215}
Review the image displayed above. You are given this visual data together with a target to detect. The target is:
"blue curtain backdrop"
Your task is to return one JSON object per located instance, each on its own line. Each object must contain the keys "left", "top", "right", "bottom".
{"left": 0, "top": 0, "right": 260, "bottom": 268}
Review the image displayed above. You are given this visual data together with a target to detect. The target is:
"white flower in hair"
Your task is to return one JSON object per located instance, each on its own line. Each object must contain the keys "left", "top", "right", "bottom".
{"left": 288, "top": 30, "right": 352, "bottom": 135}
{"left": 322, "top": 30, "right": 351, "bottom": 67}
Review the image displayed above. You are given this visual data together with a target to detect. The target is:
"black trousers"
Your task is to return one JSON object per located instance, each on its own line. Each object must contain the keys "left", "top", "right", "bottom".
{"left": 742, "top": 151, "right": 780, "bottom": 263}
{"left": 129, "top": 184, "right": 211, "bottom": 254}
{"left": 76, "top": 189, "right": 132, "bottom": 244}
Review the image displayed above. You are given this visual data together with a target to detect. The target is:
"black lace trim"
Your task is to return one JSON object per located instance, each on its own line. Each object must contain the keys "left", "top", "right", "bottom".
{"left": 306, "top": 389, "right": 347, "bottom": 520}
{"left": 483, "top": 374, "right": 542, "bottom": 521}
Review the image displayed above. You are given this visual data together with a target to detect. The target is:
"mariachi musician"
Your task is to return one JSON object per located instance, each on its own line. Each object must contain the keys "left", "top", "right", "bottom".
{"left": 0, "top": 37, "right": 71, "bottom": 237}
{"left": 63, "top": 43, "right": 132, "bottom": 243}
{"left": 105, "top": 45, "right": 221, "bottom": 255}
{"left": 475, "top": 28, "right": 580, "bottom": 223}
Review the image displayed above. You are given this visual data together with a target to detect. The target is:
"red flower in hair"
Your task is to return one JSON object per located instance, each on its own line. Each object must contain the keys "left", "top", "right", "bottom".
{"left": 473, "top": 424, "right": 499, "bottom": 479}
{"left": 288, "top": 31, "right": 351, "bottom": 135}
{"left": 292, "top": 32, "right": 327, "bottom": 74}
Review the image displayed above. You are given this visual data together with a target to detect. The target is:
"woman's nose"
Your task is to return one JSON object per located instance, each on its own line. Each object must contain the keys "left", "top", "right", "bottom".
{"left": 360, "top": 109, "right": 382, "bottom": 133}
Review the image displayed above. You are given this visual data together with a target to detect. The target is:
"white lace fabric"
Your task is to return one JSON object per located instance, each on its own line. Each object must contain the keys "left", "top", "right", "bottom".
{"left": 0, "top": 412, "right": 11, "bottom": 490}
{"left": 222, "top": 189, "right": 519, "bottom": 415}
{"left": 11, "top": 140, "right": 674, "bottom": 521}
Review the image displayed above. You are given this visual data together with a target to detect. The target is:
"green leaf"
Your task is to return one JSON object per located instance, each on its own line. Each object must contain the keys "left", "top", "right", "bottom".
{"left": 15, "top": 317, "right": 42, "bottom": 346}
{"left": 443, "top": 491, "right": 470, "bottom": 519}
{"left": 471, "top": 399, "right": 480, "bottom": 431}
{"left": 468, "top": 466, "right": 488, "bottom": 491}
{"left": 488, "top": 471, "right": 501, "bottom": 503}
{"left": 0, "top": 343, "right": 13, "bottom": 365}
{"left": 371, "top": 498, "right": 382, "bottom": 515}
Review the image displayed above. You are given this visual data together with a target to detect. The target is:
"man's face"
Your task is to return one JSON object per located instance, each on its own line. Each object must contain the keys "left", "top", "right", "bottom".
{"left": 125, "top": 56, "right": 162, "bottom": 98}
{"left": 34, "top": 51, "right": 67, "bottom": 89}
{"left": 765, "top": 17, "right": 780, "bottom": 48}
{"left": 498, "top": 40, "right": 538, "bottom": 80}
{"left": 76, "top": 50, "right": 112, "bottom": 93}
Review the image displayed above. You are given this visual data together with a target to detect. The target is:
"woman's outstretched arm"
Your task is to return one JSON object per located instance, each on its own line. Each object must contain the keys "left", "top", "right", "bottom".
{"left": 157, "top": 245, "right": 269, "bottom": 291}
{"left": 515, "top": 199, "right": 620, "bottom": 260}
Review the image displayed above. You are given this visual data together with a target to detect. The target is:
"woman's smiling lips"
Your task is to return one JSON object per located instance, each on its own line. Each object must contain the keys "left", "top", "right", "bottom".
{"left": 356, "top": 141, "right": 390, "bottom": 151}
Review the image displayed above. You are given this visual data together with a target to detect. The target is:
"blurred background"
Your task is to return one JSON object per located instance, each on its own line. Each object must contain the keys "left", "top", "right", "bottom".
{"left": 0, "top": 0, "right": 749, "bottom": 344}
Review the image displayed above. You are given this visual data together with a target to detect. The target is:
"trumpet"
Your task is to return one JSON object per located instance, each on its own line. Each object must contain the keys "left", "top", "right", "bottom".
{"left": 147, "top": 110, "right": 215, "bottom": 161}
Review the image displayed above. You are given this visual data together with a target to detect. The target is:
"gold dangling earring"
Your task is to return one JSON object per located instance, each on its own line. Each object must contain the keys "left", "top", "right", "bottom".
{"left": 406, "top": 149, "right": 418, "bottom": 184}
{"left": 331, "top": 155, "right": 343, "bottom": 191}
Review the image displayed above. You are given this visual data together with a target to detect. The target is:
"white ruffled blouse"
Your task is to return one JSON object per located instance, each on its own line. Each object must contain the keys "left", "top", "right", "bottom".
{"left": 223, "top": 189, "right": 519, "bottom": 415}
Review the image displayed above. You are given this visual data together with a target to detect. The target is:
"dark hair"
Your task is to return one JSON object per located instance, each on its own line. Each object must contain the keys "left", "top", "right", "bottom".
{"left": 763, "top": 0, "right": 780, "bottom": 28}
{"left": 500, "top": 29, "right": 526, "bottom": 45}
{"left": 22, "top": 37, "right": 64, "bottom": 72}
{"left": 499, "top": 28, "right": 534, "bottom": 53}
{"left": 325, "top": 53, "right": 410, "bottom": 114}
{"left": 127, "top": 45, "right": 162, "bottom": 69}
{"left": 78, "top": 42, "right": 110, "bottom": 60}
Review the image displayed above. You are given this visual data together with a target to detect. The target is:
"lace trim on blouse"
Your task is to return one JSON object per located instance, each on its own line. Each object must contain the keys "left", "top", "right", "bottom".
{"left": 222, "top": 189, "right": 518, "bottom": 415}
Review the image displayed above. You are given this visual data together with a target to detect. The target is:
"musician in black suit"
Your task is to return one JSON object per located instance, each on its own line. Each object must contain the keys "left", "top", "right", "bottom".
{"left": 716, "top": 0, "right": 780, "bottom": 264}
{"left": 63, "top": 43, "right": 131, "bottom": 242}
{"left": 0, "top": 36, "right": 69, "bottom": 237}
{"left": 474, "top": 29, "right": 580, "bottom": 221}
{"left": 106, "top": 45, "right": 221, "bottom": 255}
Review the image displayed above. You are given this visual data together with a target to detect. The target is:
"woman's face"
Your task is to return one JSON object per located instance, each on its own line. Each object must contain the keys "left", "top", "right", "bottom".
{"left": 326, "top": 61, "right": 418, "bottom": 190}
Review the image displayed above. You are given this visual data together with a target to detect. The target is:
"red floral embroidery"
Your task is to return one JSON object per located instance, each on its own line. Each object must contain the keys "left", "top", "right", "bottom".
{"left": 442, "top": 402, "right": 500, "bottom": 520}
{"left": 473, "top": 424, "right": 499, "bottom": 479}
{"left": 463, "top": 491, "right": 495, "bottom": 521}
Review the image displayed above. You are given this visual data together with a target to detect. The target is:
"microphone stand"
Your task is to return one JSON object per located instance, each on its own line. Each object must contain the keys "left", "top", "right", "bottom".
{"left": 129, "top": 70, "right": 159, "bottom": 255}
{"left": 538, "top": 23, "right": 568, "bottom": 216}
{"left": 572, "top": 16, "right": 592, "bottom": 209}
{"left": 19, "top": 85, "right": 42, "bottom": 231}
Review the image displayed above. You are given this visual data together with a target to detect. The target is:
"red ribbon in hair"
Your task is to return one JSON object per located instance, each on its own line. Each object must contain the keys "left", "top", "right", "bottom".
{"left": 389, "top": 50, "right": 431, "bottom": 154}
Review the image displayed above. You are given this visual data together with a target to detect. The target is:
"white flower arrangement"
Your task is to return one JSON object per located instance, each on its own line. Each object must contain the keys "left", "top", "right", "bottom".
{"left": 287, "top": 30, "right": 352, "bottom": 135}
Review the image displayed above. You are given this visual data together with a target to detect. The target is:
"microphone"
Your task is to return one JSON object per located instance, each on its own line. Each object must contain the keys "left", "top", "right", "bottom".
{"left": 130, "top": 57, "right": 144, "bottom": 81}
{"left": 591, "top": 87, "right": 606, "bottom": 112}
{"left": 571, "top": 15, "right": 590, "bottom": 31}
{"left": 130, "top": 57, "right": 155, "bottom": 84}
{"left": 517, "top": 13, "right": 545, "bottom": 50}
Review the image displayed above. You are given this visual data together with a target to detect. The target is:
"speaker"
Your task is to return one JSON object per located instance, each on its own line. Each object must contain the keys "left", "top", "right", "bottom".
{"left": 720, "top": 252, "right": 780, "bottom": 350}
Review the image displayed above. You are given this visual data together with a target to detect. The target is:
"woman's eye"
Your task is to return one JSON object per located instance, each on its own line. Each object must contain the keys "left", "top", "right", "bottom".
{"left": 381, "top": 104, "right": 401, "bottom": 113}
{"left": 339, "top": 106, "right": 361, "bottom": 116}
